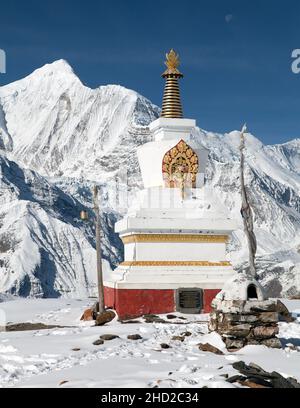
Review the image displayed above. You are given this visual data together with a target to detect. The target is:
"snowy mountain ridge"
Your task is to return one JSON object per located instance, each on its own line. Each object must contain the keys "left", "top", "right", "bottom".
{"left": 0, "top": 60, "right": 299, "bottom": 298}
{"left": 0, "top": 60, "right": 159, "bottom": 181}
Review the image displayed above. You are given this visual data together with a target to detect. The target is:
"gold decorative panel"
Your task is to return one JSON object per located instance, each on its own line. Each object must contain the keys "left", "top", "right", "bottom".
{"left": 121, "top": 234, "right": 229, "bottom": 244}
{"left": 162, "top": 140, "right": 198, "bottom": 189}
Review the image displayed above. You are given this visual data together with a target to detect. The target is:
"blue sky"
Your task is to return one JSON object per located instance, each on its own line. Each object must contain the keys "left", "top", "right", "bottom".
{"left": 0, "top": 0, "right": 300, "bottom": 144}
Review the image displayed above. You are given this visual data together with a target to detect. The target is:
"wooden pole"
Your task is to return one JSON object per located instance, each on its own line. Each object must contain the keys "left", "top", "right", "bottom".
{"left": 240, "top": 125, "right": 257, "bottom": 279}
{"left": 93, "top": 185, "right": 105, "bottom": 314}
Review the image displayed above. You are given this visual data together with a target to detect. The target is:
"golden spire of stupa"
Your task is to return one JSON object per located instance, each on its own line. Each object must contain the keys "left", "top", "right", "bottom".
{"left": 161, "top": 49, "right": 184, "bottom": 119}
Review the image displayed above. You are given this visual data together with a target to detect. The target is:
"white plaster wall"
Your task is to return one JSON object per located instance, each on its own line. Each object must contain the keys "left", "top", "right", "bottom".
{"left": 128, "top": 187, "right": 229, "bottom": 218}
{"left": 116, "top": 217, "right": 237, "bottom": 234}
{"left": 124, "top": 243, "right": 136, "bottom": 261}
{"left": 149, "top": 118, "right": 195, "bottom": 141}
{"left": 123, "top": 242, "right": 227, "bottom": 262}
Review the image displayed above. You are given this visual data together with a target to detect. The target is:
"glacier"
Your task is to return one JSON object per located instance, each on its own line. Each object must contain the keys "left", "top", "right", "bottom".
{"left": 0, "top": 59, "right": 299, "bottom": 298}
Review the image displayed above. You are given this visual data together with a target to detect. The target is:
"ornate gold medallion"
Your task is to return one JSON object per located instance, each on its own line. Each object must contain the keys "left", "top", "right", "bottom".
{"left": 162, "top": 139, "right": 198, "bottom": 189}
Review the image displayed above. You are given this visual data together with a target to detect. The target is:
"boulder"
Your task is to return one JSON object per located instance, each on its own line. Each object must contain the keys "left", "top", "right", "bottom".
{"left": 127, "top": 334, "right": 142, "bottom": 340}
{"left": 256, "top": 312, "right": 278, "bottom": 323}
{"left": 270, "top": 372, "right": 298, "bottom": 388}
{"left": 120, "top": 320, "right": 141, "bottom": 324}
{"left": 6, "top": 322, "right": 63, "bottom": 332}
{"left": 226, "top": 375, "right": 247, "bottom": 384}
{"left": 260, "top": 338, "right": 282, "bottom": 348}
{"left": 222, "top": 313, "right": 258, "bottom": 324}
{"left": 166, "top": 314, "right": 177, "bottom": 320}
{"left": 212, "top": 299, "right": 245, "bottom": 314}
{"left": 232, "top": 361, "right": 249, "bottom": 372}
{"left": 231, "top": 362, "right": 300, "bottom": 388}
{"left": 161, "top": 343, "right": 171, "bottom": 349}
{"left": 248, "top": 362, "right": 268, "bottom": 371}
{"left": 246, "top": 339, "right": 260, "bottom": 346}
{"left": 59, "top": 380, "right": 69, "bottom": 386}
{"left": 220, "top": 374, "right": 229, "bottom": 379}
{"left": 243, "top": 300, "right": 277, "bottom": 313}
{"left": 222, "top": 323, "right": 251, "bottom": 338}
{"left": 198, "top": 343, "right": 224, "bottom": 355}
{"left": 95, "top": 310, "right": 116, "bottom": 326}
{"left": 224, "top": 338, "right": 245, "bottom": 350}
{"left": 285, "top": 377, "right": 300, "bottom": 389}
{"left": 93, "top": 339, "right": 104, "bottom": 346}
{"left": 80, "top": 302, "right": 98, "bottom": 321}
{"left": 171, "top": 335, "right": 185, "bottom": 342}
{"left": 252, "top": 325, "right": 279, "bottom": 339}
{"left": 80, "top": 308, "right": 95, "bottom": 321}
{"left": 181, "top": 331, "right": 192, "bottom": 337}
{"left": 233, "top": 361, "right": 276, "bottom": 379}
{"left": 239, "top": 379, "right": 271, "bottom": 388}
{"left": 285, "top": 343, "right": 297, "bottom": 350}
{"left": 100, "top": 334, "right": 119, "bottom": 341}
{"left": 276, "top": 300, "right": 294, "bottom": 322}
{"left": 208, "top": 318, "right": 218, "bottom": 331}
{"left": 144, "top": 315, "right": 165, "bottom": 323}
{"left": 244, "top": 376, "right": 272, "bottom": 388}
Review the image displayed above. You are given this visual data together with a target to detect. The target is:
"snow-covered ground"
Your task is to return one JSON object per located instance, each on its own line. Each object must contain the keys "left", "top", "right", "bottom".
{"left": 0, "top": 298, "right": 299, "bottom": 388}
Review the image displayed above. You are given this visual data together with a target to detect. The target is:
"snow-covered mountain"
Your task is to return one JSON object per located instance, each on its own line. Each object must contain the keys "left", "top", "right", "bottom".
{"left": 0, "top": 153, "right": 123, "bottom": 297}
{"left": 198, "top": 130, "right": 300, "bottom": 296}
{"left": 0, "top": 60, "right": 159, "bottom": 181}
{"left": 0, "top": 60, "right": 299, "bottom": 298}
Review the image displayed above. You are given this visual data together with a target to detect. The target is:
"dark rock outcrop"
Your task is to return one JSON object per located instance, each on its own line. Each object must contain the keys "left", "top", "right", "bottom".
{"left": 198, "top": 343, "right": 224, "bottom": 355}
{"left": 228, "top": 361, "right": 300, "bottom": 388}
{"left": 209, "top": 299, "right": 288, "bottom": 350}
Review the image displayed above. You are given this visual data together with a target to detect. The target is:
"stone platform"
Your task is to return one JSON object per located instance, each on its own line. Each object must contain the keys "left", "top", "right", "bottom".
{"left": 209, "top": 299, "right": 286, "bottom": 350}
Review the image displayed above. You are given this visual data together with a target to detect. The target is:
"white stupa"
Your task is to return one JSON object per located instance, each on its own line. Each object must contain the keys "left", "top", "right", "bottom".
{"left": 104, "top": 50, "right": 237, "bottom": 319}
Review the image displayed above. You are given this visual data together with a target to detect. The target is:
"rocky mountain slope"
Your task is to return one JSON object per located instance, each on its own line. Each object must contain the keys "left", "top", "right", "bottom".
{"left": 0, "top": 60, "right": 299, "bottom": 298}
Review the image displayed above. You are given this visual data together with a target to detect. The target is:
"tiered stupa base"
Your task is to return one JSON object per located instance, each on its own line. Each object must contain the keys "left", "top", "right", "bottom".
{"left": 104, "top": 262, "right": 228, "bottom": 320}
{"left": 104, "top": 288, "right": 221, "bottom": 321}
{"left": 104, "top": 187, "right": 236, "bottom": 320}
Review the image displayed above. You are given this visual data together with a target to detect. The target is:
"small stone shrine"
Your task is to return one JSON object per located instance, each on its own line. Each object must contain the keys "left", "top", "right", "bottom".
{"left": 208, "top": 273, "right": 291, "bottom": 350}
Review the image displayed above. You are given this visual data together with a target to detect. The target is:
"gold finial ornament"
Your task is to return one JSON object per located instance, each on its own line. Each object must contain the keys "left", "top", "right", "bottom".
{"left": 163, "top": 49, "right": 183, "bottom": 76}
{"left": 161, "top": 49, "right": 184, "bottom": 119}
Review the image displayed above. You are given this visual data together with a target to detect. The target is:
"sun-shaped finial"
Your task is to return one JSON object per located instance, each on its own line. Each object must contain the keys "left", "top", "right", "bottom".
{"left": 162, "top": 49, "right": 183, "bottom": 77}
{"left": 165, "top": 49, "right": 180, "bottom": 70}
